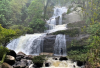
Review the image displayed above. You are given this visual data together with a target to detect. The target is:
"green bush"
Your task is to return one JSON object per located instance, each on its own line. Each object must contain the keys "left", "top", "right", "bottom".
{"left": 9, "top": 25, "right": 34, "bottom": 34}
{"left": 0, "top": 46, "right": 9, "bottom": 59}
{"left": 24, "top": 27, "right": 33, "bottom": 34}
{"left": 32, "top": 55, "right": 45, "bottom": 64}
{"left": 0, "top": 46, "right": 9, "bottom": 64}
{"left": 29, "top": 18, "right": 46, "bottom": 32}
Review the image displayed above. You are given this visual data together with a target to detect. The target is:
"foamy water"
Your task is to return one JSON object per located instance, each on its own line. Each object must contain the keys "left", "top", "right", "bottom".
{"left": 42, "top": 57, "right": 83, "bottom": 68}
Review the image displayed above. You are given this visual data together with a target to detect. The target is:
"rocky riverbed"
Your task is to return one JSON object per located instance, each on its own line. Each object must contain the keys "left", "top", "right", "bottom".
{"left": 0, "top": 50, "right": 86, "bottom": 68}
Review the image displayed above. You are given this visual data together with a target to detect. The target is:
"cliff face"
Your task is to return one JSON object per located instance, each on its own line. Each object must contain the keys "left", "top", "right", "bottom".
{"left": 43, "top": 33, "right": 89, "bottom": 53}
{"left": 43, "top": 35, "right": 56, "bottom": 53}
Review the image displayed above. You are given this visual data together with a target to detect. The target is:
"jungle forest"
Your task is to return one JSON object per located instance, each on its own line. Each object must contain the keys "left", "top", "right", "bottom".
{"left": 0, "top": 0, "right": 100, "bottom": 68}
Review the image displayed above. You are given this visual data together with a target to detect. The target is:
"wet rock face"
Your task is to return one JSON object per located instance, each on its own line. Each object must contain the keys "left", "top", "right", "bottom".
{"left": 59, "top": 57, "right": 68, "bottom": 61}
{"left": 43, "top": 35, "right": 56, "bottom": 53}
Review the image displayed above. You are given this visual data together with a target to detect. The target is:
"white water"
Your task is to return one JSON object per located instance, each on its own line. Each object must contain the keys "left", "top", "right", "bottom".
{"left": 46, "top": 7, "right": 67, "bottom": 33}
{"left": 46, "top": 24, "right": 67, "bottom": 33}
{"left": 42, "top": 57, "right": 84, "bottom": 68}
{"left": 7, "top": 34, "right": 46, "bottom": 55}
{"left": 54, "top": 34, "right": 67, "bottom": 56}
{"left": 7, "top": 6, "right": 68, "bottom": 55}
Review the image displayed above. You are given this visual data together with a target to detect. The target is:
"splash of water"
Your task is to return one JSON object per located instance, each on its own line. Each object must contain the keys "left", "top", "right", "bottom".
{"left": 42, "top": 57, "right": 83, "bottom": 68}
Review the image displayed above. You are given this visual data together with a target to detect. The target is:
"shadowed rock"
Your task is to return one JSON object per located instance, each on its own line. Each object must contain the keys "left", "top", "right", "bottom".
{"left": 4, "top": 55, "right": 15, "bottom": 65}
{"left": 7, "top": 50, "right": 16, "bottom": 59}
{"left": 59, "top": 57, "right": 68, "bottom": 61}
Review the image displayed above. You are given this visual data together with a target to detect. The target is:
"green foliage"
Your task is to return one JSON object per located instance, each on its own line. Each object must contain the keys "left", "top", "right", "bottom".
{"left": 26, "top": 0, "right": 46, "bottom": 32}
{"left": 27, "top": 0, "right": 44, "bottom": 20}
{"left": 10, "top": 0, "right": 28, "bottom": 24}
{"left": 0, "top": 0, "right": 12, "bottom": 27}
{"left": 83, "top": 0, "right": 100, "bottom": 66}
{"left": 67, "top": 37, "right": 89, "bottom": 62}
{"left": 86, "top": 22, "right": 100, "bottom": 36}
{"left": 32, "top": 55, "right": 45, "bottom": 64}
{"left": 9, "top": 25, "right": 34, "bottom": 34}
{"left": 68, "top": 53, "right": 88, "bottom": 62}
{"left": 68, "top": 46, "right": 88, "bottom": 61}
{"left": 0, "top": 46, "right": 9, "bottom": 64}
{"left": 66, "top": 5, "right": 73, "bottom": 14}
{"left": 0, "top": 46, "right": 9, "bottom": 59}
{"left": 0, "top": 24, "right": 21, "bottom": 46}
{"left": 29, "top": 18, "right": 46, "bottom": 32}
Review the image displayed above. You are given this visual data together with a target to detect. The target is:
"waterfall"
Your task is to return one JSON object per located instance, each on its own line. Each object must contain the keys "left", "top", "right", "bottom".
{"left": 54, "top": 34, "right": 67, "bottom": 56}
{"left": 7, "top": 6, "right": 68, "bottom": 55}
{"left": 46, "top": 7, "right": 67, "bottom": 33}
{"left": 7, "top": 34, "right": 46, "bottom": 55}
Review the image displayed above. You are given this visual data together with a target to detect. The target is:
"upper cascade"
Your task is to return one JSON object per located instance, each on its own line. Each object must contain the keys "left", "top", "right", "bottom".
{"left": 46, "top": 6, "right": 67, "bottom": 33}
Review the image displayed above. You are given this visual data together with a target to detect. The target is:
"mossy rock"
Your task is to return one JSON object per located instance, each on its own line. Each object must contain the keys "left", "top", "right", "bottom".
{"left": 32, "top": 55, "right": 45, "bottom": 67}
{"left": 52, "top": 28, "right": 80, "bottom": 37}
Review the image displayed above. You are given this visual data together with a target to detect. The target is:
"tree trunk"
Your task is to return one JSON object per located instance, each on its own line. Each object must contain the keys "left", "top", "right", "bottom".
{"left": 44, "top": 0, "right": 51, "bottom": 20}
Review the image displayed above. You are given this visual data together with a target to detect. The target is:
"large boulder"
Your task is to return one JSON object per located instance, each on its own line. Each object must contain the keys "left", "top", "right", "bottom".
{"left": 34, "top": 63, "right": 43, "bottom": 67}
{"left": 53, "top": 57, "right": 58, "bottom": 60}
{"left": 24, "top": 55, "right": 33, "bottom": 60}
{"left": 27, "top": 60, "right": 33, "bottom": 66}
{"left": 45, "top": 62, "right": 51, "bottom": 67}
{"left": 7, "top": 50, "right": 16, "bottom": 59}
{"left": 17, "top": 52, "right": 26, "bottom": 56}
{"left": 13, "top": 59, "right": 27, "bottom": 68}
{"left": 1, "top": 63, "right": 13, "bottom": 68}
{"left": 4, "top": 55, "right": 15, "bottom": 65}
{"left": 19, "top": 59, "right": 27, "bottom": 67}
{"left": 77, "top": 60, "right": 85, "bottom": 66}
{"left": 16, "top": 52, "right": 26, "bottom": 61}
{"left": 59, "top": 57, "right": 68, "bottom": 61}
{"left": 16, "top": 55, "right": 22, "bottom": 61}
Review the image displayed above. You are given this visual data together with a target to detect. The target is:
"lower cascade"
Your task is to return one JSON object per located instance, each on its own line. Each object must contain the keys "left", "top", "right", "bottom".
{"left": 7, "top": 34, "right": 46, "bottom": 55}
{"left": 54, "top": 34, "right": 67, "bottom": 56}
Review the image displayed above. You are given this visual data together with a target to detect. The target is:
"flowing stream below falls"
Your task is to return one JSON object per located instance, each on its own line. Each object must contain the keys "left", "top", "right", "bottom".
{"left": 42, "top": 57, "right": 84, "bottom": 68}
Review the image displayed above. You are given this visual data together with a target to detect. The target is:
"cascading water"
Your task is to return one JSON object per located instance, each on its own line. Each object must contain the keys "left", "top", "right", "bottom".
{"left": 7, "top": 6, "right": 68, "bottom": 56}
{"left": 46, "top": 7, "right": 67, "bottom": 33}
{"left": 54, "top": 34, "right": 66, "bottom": 56}
{"left": 7, "top": 34, "right": 46, "bottom": 55}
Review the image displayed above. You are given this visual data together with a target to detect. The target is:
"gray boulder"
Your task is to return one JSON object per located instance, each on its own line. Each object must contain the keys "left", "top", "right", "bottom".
{"left": 1, "top": 62, "right": 13, "bottom": 68}
{"left": 4, "top": 55, "right": 15, "bottom": 65}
